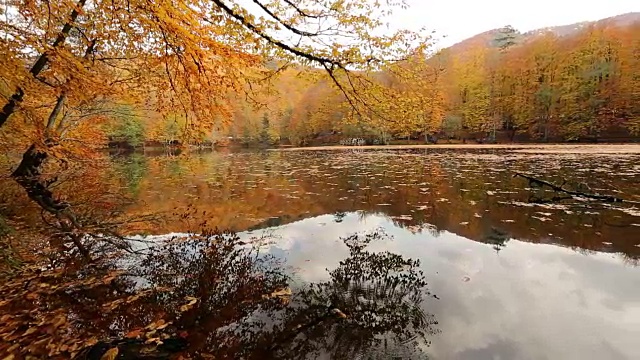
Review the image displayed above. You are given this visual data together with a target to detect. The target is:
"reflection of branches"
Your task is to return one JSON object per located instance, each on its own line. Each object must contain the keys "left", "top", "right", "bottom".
{"left": 271, "top": 232, "right": 438, "bottom": 359}
{"left": 0, "top": 230, "right": 438, "bottom": 358}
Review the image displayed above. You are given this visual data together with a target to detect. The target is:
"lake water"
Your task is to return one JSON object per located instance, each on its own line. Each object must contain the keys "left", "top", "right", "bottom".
{"left": 112, "top": 148, "right": 640, "bottom": 359}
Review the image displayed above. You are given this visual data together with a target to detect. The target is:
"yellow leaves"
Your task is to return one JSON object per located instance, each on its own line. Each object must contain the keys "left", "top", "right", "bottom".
{"left": 22, "top": 327, "right": 38, "bottom": 336}
{"left": 100, "top": 347, "right": 119, "bottom": 360}
{"left": 269, "top": 288, "right": 292, "bottom": 298}
{"left": 146, "top": 319, "right": 171, "bottom": 331}
{"left": 179, "top": 296, "right": 198, "bottom": 312}
{"left": 102, "top": 289, "right": 155, "bottom": 313}
{"left": 264, "top": 287, "right": 292, "bottom": 304}
{"left": 145, "top": 337, "right": 165, "bottom": 346}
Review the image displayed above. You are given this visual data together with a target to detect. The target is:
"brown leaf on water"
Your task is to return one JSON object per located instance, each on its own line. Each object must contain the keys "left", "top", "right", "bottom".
{"left": 145, "top": 319, "right": 171, "bottom": 331}
{"left": 102, "top": 276, "right": 117, "bottom": 284}
{"left": 263, "top": 287, "right": 292, "bottom": 304}
{"left": 52, "top": 315, "right": 67, "bottom": 328}
{"left": 264, "top": 288, "right": 292, "bottom": 299}
{"left": 100, "top": 347, "right": 119, "bottom": 360}
{"left": 145, "top": 319, "right": 164, "bottom": 330}
{"left": 125, "top": 328, "right": 143, "bottom": 338}
{"left": 22, "top": 327, "right": 38, "bottom": 336}
{"left": 331, "top": 308, "right": 348, "bottom": 319}
{"left": 145, "top": 337, "right": 164, "bottom": 345}
{"left": 179, "top": 296, "right": 198, "bottom": 312}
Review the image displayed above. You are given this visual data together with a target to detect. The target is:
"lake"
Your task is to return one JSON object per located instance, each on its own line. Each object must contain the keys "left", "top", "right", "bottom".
{"left": 110, "top": 146, "right": 640, "bottom": 359}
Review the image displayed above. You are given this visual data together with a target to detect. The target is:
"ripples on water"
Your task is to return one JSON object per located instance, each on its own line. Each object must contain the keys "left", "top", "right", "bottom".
{"left": 4, "top": 148, "right": 638, "bottom": 359}
{"left": 106, "top": 148, "right": 640, "bottom": 359}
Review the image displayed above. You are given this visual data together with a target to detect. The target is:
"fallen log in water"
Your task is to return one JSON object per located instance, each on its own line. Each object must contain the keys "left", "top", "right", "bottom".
{"left": 513, "top": 172, "right": 640, "bottom": 205}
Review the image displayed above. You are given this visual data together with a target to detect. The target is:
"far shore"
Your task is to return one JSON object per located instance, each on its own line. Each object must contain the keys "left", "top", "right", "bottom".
{"left": 270, "top": 143, "right": 640, "bottom": 154}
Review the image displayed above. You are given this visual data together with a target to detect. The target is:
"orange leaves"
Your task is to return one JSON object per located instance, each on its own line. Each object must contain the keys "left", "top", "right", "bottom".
{"left": 125, "top": 328, "right": 144, "bottom": 339}
{"left": 1, "top": 0, "right": 432, "bottom": 157}
{"left": 263, "top": 287, "right": 292, "bottom": 304}
{"left": 100, "top": 347, "right": 119, "bottom": 360}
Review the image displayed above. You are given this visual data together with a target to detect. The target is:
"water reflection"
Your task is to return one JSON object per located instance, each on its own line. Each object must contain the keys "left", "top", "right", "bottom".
{"left": 254, "top": 212, "right": 640, "bottom": 360}
{"left": 0, "top": 230, "right": 437, "bottom": 359}
{"left": 114, "top": 150, "right": 640, "bottom": 261}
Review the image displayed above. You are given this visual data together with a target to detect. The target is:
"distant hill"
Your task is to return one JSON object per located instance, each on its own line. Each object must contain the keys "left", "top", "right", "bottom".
{"left": 445, "top": 12, "right": 640, "bottom": 53}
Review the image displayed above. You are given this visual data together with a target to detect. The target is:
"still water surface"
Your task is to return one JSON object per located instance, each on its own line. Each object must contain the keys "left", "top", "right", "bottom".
{"left": 114, "top": 148, "right": 640, "bottom": 359}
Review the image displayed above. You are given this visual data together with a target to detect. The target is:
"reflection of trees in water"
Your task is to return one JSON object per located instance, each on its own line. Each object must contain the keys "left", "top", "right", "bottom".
{"left": 0, "top": 231, "right": 438, "bottom": 358}
{"left": 483, "top": 227, "right": 511, "bottom": 252}
{"left": 271, "top": 231, "right": 438, "bottom": 359}
{"left": 111, "top": 151, "right": 640, "bottom": 260}
{"left": 111, "top": 154, "right": 149, "bottom": 196}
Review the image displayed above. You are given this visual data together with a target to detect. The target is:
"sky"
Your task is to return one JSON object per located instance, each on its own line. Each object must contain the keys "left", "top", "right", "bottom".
{"left": 395, "top": 0, "right": 640, "bottom": 48}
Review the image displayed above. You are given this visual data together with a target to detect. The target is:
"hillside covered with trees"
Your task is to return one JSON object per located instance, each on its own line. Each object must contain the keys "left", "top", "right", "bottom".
{"left": 128, "top": 12, "right": 640, "bottom": 146}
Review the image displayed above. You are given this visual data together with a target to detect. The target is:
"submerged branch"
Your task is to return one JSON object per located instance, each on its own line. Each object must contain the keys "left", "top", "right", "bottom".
{"left": 514, "top": 172, "right": 640, "bottom": 205}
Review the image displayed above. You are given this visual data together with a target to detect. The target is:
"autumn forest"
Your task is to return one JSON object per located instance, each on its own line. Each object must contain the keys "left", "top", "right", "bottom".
{"left": 223, "top": 19, "right": 640, "bottom": 146}
{"left": 1, "top": 0, "right": 639, "bottom": 358}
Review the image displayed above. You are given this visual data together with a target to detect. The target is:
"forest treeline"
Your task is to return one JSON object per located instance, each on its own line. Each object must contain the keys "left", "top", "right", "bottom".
{"left": 110, "top": 20, "right": 640, "bottom": 146}
{"left": 229, "top": 22, "right": 640, "bottom": 145}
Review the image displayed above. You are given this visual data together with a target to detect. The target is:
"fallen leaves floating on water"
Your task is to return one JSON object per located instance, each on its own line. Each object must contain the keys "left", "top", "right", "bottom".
{"left": 266, "top": 288, "right": 292, "bottom": 298}
{"left": 263, "top": 288, "right": 292, "bottom": 305}
{"left": 331, "top": 308, "right": 348, "bottom": 319}
{"left": 100, "top": 347, "right": 119, "bottom": 360}
{"left": 179, "top": 296, "right": 199, "bottom": 312}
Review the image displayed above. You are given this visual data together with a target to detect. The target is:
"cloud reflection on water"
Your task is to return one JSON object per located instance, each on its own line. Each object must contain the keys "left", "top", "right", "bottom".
{"left": 250, "top": 212, "right": 640, "bottom": 360}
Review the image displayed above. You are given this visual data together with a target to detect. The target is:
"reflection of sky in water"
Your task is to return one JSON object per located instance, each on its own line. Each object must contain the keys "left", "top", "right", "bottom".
{"left": 245, "top": 212, "right": 640, "bottom": 360}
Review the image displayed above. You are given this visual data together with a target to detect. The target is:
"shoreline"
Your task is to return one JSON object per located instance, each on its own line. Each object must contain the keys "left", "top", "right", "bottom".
{"left": 270, "top": 143, "right": 640, "bottom": 154}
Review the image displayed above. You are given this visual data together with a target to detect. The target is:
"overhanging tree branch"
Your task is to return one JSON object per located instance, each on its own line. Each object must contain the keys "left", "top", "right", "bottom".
{"left": 210, "top": 0, "right": 380, "bottom": 118}
{"left": 250, "top": 0, "right": 319, "bottom": 37}
{"left": 210, "top": 0, "right": 340, "bottom": 68}
{"left": 0, "top": 0, "right": 88, "bottom": 128}
{"left": 514, "top": 172, "right": 640, "bottom": 205}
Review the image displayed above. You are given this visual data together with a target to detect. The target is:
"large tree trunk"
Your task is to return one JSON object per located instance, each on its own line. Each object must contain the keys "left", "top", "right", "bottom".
{"left": 11, "top": 144, "right": 67, "bottom": 213}
{"left": 0, "top": 0, "right": 88, "bottom": 128}
{"left": 11, "top": 144, "right": 90, "bottom": 258}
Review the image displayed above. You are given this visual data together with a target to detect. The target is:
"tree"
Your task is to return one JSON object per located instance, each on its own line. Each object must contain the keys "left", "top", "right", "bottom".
{"left": 494, "top": 25, "right": 520, "bottom": 52}
{"left": 104, "top": 105, "right": 146, "bottom": 147}
{"left": 0, "top": 0, "right": 428, "bottom": 254}
{"left": 556, "top": 26, "right": 624, "bottom": 140}
{"left": 448, "top": 46, "right": 491, "bottom": 134}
